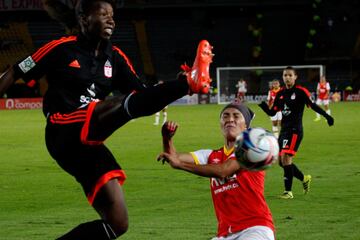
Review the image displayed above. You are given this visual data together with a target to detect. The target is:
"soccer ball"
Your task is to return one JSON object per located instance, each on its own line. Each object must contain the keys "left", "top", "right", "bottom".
{"left": 235, "top": 127, "right": 279, "bottom": 171}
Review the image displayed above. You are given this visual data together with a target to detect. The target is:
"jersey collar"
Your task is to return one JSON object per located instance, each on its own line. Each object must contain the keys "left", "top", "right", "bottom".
{"left": 223, "top": 145, "right": 234, "bottom": 156}
{"left": 77, "top": 33, "right": 113, "bottom": 58}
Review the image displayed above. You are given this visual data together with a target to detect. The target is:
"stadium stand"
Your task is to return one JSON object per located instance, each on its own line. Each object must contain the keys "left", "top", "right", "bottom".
{"left": 0, "top": 0, "right": 359, "bottom": 94}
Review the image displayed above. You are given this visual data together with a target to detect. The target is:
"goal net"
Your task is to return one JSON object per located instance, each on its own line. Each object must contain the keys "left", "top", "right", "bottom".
{"left": 216, "top": 65, "right": 325, "bottom": 104}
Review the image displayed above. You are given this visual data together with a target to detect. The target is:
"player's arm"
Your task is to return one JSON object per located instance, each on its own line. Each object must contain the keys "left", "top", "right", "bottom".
{"left": 306, "top": 93, "right": 334, "bottom": 126}
{"left": 1, "top": 39, "right": 64, "bottom": 97}
{"left": 258, "top": 98, "right": 278, "bottom": 116}
{"left": 112, "top": 46, "right": 147, "bottom": 93}
{"left": 159, "top": 121, "right": 194, "bottom": 163}
{"left": 326, "top": 83, "right": 331, "bottom": 99}
{"left": 266, "top": 91, "right": 271, "bottom": 105}
{"left": 159, "top": 152, "right": 240, "bottom": 178}
{"left": 0, "top": 67, "right": 16, "bottom": 97}
{"left": 316, "top": 83, "right": 320, "bottom": 97}
{"left": 158, "top": 121, "right": 240, "bottom": 178}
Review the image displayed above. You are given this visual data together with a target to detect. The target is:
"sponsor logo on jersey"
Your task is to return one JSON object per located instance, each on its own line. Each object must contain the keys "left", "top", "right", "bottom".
{"left": 18, "top": 56, "right": 36, "bottom": 73}
{"left": 79, "top": 83, "right": 99, "bottom": 108}
{"left": 291, "top": 93, "right": 296, "bottom": 100}
{"left": 282, "top": 103, "right": 291, "bottom": 116}
{"left": 104, "top": 60, "right": 112, "bottom": 78}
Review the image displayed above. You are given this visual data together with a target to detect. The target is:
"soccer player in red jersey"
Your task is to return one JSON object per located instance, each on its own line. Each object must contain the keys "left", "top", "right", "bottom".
{"left": 266, "top": 79, "right": 282, "bottom": 138}
{"left": 259, "top": 66, "right": 334, "bottom": 199}
{"left": 314, "top": 75, "right": 331, "bottom": 121}
{"left": 158, "top": 102, "right": 275, "bottom": 240}
{"left": 236, "top": 78, "right": 247, "bottom": 102}
{"left": 0, "top": 1, "right": 212, "bottom": 239}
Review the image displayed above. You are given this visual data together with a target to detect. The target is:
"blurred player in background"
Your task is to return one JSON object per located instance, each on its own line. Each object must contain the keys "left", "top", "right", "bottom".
{"left": 158, "top": 102, "right": 275, "bottom": 240}
{"left": 154, "top": 105, "right": 168, "bottom": 125}
{"left": 0, "top": 0, "right": 213, "bottom": 239}
{"left": 259, "top": 66, "right": 334, "bottom": 199}
{"left": 266, "top": 79, "right": 282, "bottom": 138}
{"left": 153, "top": 80, "right": 168, "bottom": 125}
{"left": 236, "top": 78, "right": 247, "bottom": 102}
{"left": 314, "top": 75, "right": 331, "bottom": 121}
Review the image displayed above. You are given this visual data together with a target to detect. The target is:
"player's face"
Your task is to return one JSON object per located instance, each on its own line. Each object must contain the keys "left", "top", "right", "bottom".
{"left": 220, "top": 108, "right": 246, "bottom": 141}
{"left": 320, "top": 76, "right": 326, "bottom": 83}
{"left": 272, "top": 81, "right": 280, "bottom": 89}
{"left": 83, "top": 1, "right": 115, "bottom": 40}
{"left": 282, "top": 69, "right": 297, "bottom": 88}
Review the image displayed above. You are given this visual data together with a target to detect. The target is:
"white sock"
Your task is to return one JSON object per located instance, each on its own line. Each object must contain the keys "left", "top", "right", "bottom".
{"left": 154, "top": 112, "right": 160, "bottom": 125}
{"left": 272, "top": 126, "right": 279, "bottom": 138}
{"left": 163, "top": 112, "right": 167, "bottom": 124}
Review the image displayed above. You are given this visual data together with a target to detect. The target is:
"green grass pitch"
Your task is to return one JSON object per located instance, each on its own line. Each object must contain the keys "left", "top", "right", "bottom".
{"left": 1, "top": 102, "right": 360, "bottom": 239}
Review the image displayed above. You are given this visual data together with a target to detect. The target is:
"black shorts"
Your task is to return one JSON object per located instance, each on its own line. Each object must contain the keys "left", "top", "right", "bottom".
{"left": 278, "top": 129, "right": 303, "bottom": 156}
{"left": 45, "top": 102, "right": 126, "bottom": 205}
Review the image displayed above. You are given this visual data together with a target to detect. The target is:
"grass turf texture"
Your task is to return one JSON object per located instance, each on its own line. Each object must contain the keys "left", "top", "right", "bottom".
{"left": 0, "top": 102, "right": 359, "bottom": 240}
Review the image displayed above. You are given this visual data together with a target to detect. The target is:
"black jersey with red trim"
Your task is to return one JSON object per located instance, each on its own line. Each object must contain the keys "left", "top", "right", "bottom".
{"left": 272, "top": 85, "right": 313, "bottom": 131}
{"left": 13, "top": 34, "right": 145, "bottom": 116}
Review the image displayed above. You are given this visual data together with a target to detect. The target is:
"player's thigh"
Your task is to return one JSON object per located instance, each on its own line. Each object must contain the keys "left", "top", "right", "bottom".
{"left": 46, "top": 123, "right": 125, "bottom": 199}
{"left": 278, "top": 130, "right": 303, "bottom": 156}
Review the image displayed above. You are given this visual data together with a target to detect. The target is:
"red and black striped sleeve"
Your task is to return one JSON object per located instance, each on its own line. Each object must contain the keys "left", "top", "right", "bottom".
{"left": 13, "top": 36, "right": 77, "bottom": 83}
{"left": 111, "top": 46, "right": 147, "bottom": 93}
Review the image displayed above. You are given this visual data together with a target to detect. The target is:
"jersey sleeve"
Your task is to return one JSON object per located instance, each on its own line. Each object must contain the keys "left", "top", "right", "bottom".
{"left": 298, "top": 86, "right": 313, "bottom": 106}
{"left": 190, "top": 149, "right": 212, "bottom": 165}
{"left": 271, "top": 91, "right": 282, "bottom": 112}
{"left": 112, "top": 46, "right": 147, "bottom": 93}
{"left": 326, "top": 82, "right": 330, "bottom": 90}
{"left": 13, "top": 36, "right": 74, "bottom": 83}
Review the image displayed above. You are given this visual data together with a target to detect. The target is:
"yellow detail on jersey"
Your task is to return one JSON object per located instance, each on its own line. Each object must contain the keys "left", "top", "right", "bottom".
{"left": 223, "top": 146, "right": 234, "bottom": 156}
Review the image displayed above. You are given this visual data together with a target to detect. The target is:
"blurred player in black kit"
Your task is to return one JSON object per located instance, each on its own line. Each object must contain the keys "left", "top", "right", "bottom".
{"left": 259, "top": 66, "right": 334, "bottom": 199}
{"left": 0, "top": 0, "right": 213, "bottom": 239}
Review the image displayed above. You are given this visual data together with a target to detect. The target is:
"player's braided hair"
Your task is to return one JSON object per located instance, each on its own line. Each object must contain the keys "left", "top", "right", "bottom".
{"left": 41, "top": 0, "right": 116, "bottom": 34}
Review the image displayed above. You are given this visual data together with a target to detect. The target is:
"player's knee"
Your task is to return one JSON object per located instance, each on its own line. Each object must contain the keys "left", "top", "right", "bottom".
{"left": 111, "top": 218, "right": 129, "bottom": 237}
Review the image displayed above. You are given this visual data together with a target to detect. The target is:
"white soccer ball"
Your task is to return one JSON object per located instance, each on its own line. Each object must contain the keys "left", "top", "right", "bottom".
{"left": 235, "top": 127, "right": 279, "bottom": 171}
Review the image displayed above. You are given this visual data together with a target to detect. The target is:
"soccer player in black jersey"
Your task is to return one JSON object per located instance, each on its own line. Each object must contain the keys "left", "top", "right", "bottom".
{"left": 0, "top": 0, "right": 212, "bottom": 239}
{"left": 259, "top": 66, "right": 334, "bottom": 199}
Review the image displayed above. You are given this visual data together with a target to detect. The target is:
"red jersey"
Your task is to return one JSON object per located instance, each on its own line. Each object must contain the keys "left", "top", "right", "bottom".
{"left": 317, "top": 82, "right": 330, "bottom": 100}
{"left": 267, "top": 88, "right": 281, "bottom": 108}
{"left": 191, "top": 147, "right": 274, "bottom": 237}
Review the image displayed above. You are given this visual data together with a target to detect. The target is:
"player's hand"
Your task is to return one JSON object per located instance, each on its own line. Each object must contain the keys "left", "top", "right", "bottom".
{"left": 161, "top": 121, "right": 178, "bottom": 139}
{"left": 157, "top": 152, "right": 181, "bottom": 169}
{"left": 325, "top": 115, "right": 334, "bottom": 126}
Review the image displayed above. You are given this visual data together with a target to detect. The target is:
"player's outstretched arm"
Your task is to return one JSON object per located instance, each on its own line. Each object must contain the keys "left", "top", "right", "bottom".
{"left": 0, "top": 66, "right": 16, "bottom": 97}
{"left": 158, "top": 121, "right": 196, "bottom": 165}
{"left": 309, "top": 101, "right": 334, "bottom": 126}
{"left": 159, "top": 152, "right": 240, "bottom": 178}
{"left": 161, "top": 121, "right": 178, "bottom": 155}
{"left": 258, "top": 101, "right": 276, "bottom": 116}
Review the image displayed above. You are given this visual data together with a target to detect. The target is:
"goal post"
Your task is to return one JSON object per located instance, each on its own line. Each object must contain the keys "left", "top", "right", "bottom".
{"left": 216, "top": 65, "right": 325, "bottom": 104}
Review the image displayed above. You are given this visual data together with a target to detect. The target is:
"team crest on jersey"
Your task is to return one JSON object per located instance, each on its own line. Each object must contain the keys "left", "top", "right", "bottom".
{"left": 18, "top": 56, "right": 36, "bottom": 73}
{"left": 104, "top": 60, "right": 112, "bottom": 78}
{"left": 291, "top": 93, "right": 296, "bottom": 100}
